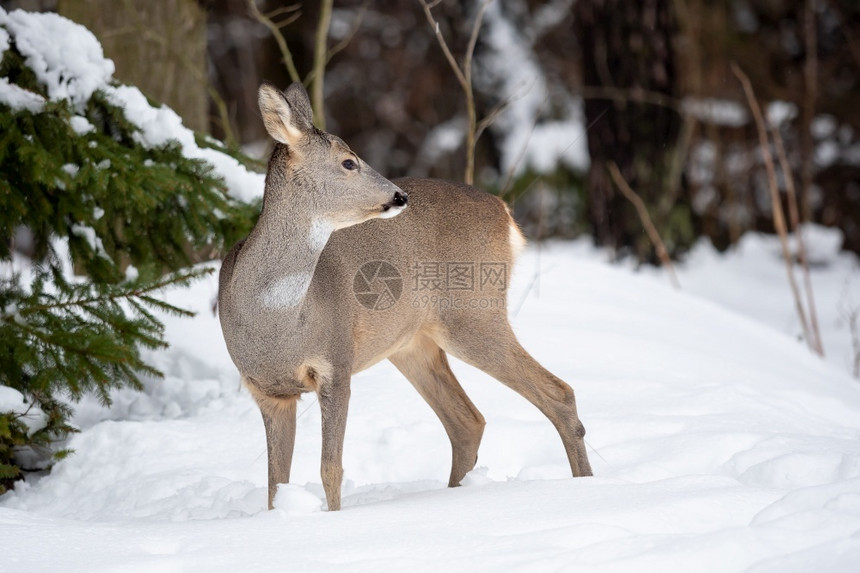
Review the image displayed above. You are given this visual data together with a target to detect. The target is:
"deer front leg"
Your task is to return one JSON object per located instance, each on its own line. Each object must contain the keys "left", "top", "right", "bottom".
{"left": 258, "top": 396, "right": 298, "bottom": 510}
{"left": 317, "top": 370, "right": 351, "bottom": 511}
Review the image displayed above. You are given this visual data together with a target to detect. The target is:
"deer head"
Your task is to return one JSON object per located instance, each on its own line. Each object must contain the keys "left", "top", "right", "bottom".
{"left": 257, "top": 82, "right": 407, "bottom": 232}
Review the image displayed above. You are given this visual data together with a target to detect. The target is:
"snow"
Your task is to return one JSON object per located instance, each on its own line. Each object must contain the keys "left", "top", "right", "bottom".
{"left": 524, "top": 113, "right": 590, "bottom": 173}
{"left": 68, "top": 115, "right": 94, "bottom": 135}
{"left": 70, "top": 224, "right": 107, "bottom": 257}
{"left": 0, "top": 385, "right": 27, "bottom": 415}
{"left": 0, "top": 386, "right": 46, "bottom": 435}
{"left": 0, "top": 76, "right": 44, "bottom": 112}
{"left": 766, "top": 100, "right": 797, "bottom": 127}
{"left": 812, "top": 115, "right": 837, "bottom": 139}
{"left": 646, "top": 225, "right": 860, "bottom": 378}
{"left": 105, "top": 84, "right": 263, "bottom": 203}
{"left": 0, "top": 25, "right": 8, "bottom": 56}
{"left": 1, "top": 8, "right": 113, "bottom": 111}
{"left": 0, "top": 8, "right": 264, "bottom": 203}
{"left": 682, "top": 97, "right": 749, "bottom": 127}
{"left": 478, "top": 3, "right": 588, "bottom": 176}
{"left": 3, "top": 229, "right": 860, "bottom": 571}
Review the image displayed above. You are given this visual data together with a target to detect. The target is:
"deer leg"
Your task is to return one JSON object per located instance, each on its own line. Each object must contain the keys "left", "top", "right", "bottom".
{"left": 256, "top": 395, "right": 298, "bottom": 510}
{"left": 388, "top": 333, "right": 486, "bottom": 487}
{"left": 437, "top": 321, "right": 592, "bottom": 478}
{"left": 317, "top": 371, "right": 351, "bottom": 511}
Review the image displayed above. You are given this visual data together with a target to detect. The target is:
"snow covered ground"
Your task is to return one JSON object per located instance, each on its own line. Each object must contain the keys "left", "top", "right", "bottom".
{"left": 2, "top": 228, "right": 859, "bottom": 572}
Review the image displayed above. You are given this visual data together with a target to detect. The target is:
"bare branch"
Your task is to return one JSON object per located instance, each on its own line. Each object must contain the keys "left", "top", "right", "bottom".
{"left": 824, "top": 0, "right": 860, "bottom": 70}
{"left": 499, "top": 94, "right": 549, "bottom": 200}
{"left": 771, "top": 124, "right": 825, "bottom": 356}
{"left": 732, "top": 62, "right": 817, "bottom": 353}
{"left": 418, "top": 0, "right": 468, "bottom": 93}
{"left": 304, "top": 2, "right": 369, "bottom": 87}
{"left": 475, "top": 99, "right": 509, "bottom": 142}
{"left": 464, "top": 0, "right": 492, "bottom": 87}
{"left": 578, "top": 85, "right": 683, "bottom": 112}
{"left": 247, "top": 0, "right": 301, "bottom": 84}
{"left": 311, "top": 0, "right": 334, "bottom": 129}
{"left": 419, "top": 0, "right": 496, "bottom": 185}
{"left": 800, "top": 0, "right": 817, "bottom": 224}
{"left": 608, "top": 162, "right": 681, "bottom": 290}
{"left": 849, "top": 308, "right": 860, "bottom": 379}
{"left": 327, "top": 1, "right": 369, "bottom": 62}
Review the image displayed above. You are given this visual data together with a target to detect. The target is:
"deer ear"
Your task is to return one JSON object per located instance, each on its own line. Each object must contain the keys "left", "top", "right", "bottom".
{"left": 283, "top": 82, "right": 315, "bottom": 129}
{"left": 258, "top": 82, "right": 304, "bottom": 145}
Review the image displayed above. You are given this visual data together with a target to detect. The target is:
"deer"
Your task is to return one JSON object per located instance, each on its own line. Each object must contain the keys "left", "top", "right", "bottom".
{"left": 218, "top": 82, "right": 592, "bottom": 512}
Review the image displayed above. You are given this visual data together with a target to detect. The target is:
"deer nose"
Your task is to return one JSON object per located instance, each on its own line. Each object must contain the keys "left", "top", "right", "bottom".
{"left": 392, "top": 191, "right": 408, "bottom": 207}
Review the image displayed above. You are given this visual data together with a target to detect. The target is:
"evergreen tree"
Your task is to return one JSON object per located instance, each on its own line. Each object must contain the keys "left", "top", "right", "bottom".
{"left": 0, "top": 11, "right": 259, "bottom": 492}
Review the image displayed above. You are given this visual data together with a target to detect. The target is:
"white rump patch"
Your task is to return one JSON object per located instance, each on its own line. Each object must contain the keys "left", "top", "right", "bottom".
{"left": 509, "top": 221, "right": 526, "bottom": 259}
{"left": 379, "top": 205, "right": 406, "bottom": 219}
{"left": 260, "top": 272, "right": 313, "bottom": 309}
{"left": 309, "top": 219, "right": 334, "bottom": 250}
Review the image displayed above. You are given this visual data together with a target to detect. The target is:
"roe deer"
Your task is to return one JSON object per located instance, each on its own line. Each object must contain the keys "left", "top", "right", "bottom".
{"left": 218, "top": 82, "right": 592, "bottom": 511}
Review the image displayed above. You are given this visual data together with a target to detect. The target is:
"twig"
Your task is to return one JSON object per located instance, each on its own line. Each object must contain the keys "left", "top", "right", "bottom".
{"left": 848, "top": 308, "right": 860, "bottom": 379}
{"left": 770, "top": 124, "right": 825, "bottom": 356}
{"left": 419, "top": 0, "right": 493, "bottom": 185}
{"left": 14, "top": 271, "right": 206, "bottom": 316}
{"left": 800, "top": 0, "right": 818, "bottom": 225}
{"left": 304, "top": 3, "right": 368, "bottom": 88}
{"left": 312, "top": 0, "right": 334, "bottom": 129}
{"left": 501, "top": 104, "right": 609, "bottom": 209}
{"left": 247, "top": 0, "right": 302, "bottom": 84}
{"left": 800, "top": 0, "right": 817, "bottom": 224}
{"left": 732, "top": 63, "right": 816, "bottom": 352}
{"left": 607, "top": 162, "right": 680, "bottom": 290}
{"left": 824, "top": 0, "right": 860, "bottom": 70}
{"left": 578, "top": 85, "right": 683, "bottom": 112}
{"left": 498, "top": 94, "right": 549, "bottom": 200}
{"left": 326, "top": 1, "right": 369, "bottom": 63}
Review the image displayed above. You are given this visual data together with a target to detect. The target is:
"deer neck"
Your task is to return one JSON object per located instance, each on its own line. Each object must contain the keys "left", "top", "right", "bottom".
{"left": 234, "top": 202, "right": 334, "bottom": 314}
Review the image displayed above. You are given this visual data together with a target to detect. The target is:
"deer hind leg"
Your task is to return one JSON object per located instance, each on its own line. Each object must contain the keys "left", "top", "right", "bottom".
{"left": 436, "top": 320, "right": 592, "bottom": 478}
{"left": 388, "top": 333, "right": 486, "bottom": 487}
{"left": 246, "top": 378, "right": 298, "bottom": 510}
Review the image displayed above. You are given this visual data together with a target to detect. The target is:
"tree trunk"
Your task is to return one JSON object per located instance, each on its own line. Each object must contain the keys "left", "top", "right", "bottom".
{"left": 574, "top": 0, "right": 688, "bottom": 260}
{"left": 58, "top": 0, "right": 208, "bottom": 134}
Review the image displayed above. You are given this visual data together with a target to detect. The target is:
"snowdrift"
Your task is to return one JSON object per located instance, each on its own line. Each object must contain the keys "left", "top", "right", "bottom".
{"left": 2, "top": 240, "right": 859, "bottom": 572}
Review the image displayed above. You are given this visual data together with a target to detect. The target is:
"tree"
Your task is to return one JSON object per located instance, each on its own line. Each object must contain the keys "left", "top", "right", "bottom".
{"left": 0, "top": 8, "right": 258, "bottom": 492}
{"left": 574, "top": 0, "right": 693, "bottom": 260}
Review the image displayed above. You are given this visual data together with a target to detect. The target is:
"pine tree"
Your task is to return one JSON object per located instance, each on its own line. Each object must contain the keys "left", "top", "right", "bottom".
{"left": 0, "top": 11, "right": 259, "bottom": 492}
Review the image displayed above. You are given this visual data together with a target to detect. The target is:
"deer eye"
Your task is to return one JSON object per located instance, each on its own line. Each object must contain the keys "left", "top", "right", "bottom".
{"left": 342, "top": 159, "right": 357, "bottom": 171}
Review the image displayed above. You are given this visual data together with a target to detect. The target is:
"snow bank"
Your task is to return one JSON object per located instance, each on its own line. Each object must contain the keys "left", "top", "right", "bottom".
{"left": 649, "top": 224, "right": 860, "bottom": 376}
{"left": 2, "top": 236, "right": 859, "bottom": 571}
{"left": 0, "top": 8, "right": 264, "bottom": 203}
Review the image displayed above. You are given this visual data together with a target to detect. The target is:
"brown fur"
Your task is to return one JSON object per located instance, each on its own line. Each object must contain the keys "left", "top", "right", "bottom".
{"left": 218, "top": 83, "right": 591, "bottom": 511}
